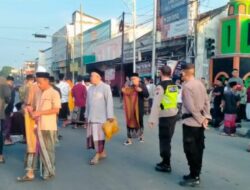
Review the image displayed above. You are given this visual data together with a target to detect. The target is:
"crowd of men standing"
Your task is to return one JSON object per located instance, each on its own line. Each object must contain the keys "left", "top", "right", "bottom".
{"left": 0, "top": 64, "right": 249, "bottom": 187}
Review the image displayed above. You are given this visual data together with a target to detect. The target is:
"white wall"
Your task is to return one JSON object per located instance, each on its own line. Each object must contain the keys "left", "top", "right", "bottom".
{"left": 195, "top": 8, "right": 228, "bottom": 80}
{"left": 38, "top": 48, "right": 52, "bottom": 74}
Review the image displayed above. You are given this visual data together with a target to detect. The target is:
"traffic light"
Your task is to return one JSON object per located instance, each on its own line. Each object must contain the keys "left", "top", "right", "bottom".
{"left": 33, "top": 33, "right": 47, "bottom": 38}
{"left": 205, "top": 38, "right": 215, "bottom": 58}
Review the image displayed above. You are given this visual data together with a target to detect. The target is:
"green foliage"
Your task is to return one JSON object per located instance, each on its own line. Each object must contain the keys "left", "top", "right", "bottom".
{"left": 0, "top": 66, "right": 13, "bottom": 77}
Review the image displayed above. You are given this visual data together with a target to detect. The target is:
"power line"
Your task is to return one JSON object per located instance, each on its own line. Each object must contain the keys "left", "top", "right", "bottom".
{"left": 0, "top": 37, "right": 50, "bottom": 44}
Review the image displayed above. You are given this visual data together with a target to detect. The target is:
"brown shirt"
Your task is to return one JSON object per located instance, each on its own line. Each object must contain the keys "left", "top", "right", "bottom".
{"left": 35, "top": 87, "right": 61, "bottom": 131}
{"left": 182, "top": 79, "right": 211, "bottom": 127}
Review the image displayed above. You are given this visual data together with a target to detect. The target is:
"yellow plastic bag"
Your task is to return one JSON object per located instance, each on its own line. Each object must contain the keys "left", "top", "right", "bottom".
{"left": 102, "top": 118, "right": 119, "bottom": 140}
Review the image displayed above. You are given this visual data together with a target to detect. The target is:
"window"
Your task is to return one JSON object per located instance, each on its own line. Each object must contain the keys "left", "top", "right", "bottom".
{"left": 239, "top": 4, "right": 246, "bottom": 14}
{"left": 248, "top": 23, "right": 250, "bottom": 46}
{"left": 229, "top": 5, "right": 234, "bottom": 15}
{"left": 227, "top": 25, "right": 231, "bottom": 47}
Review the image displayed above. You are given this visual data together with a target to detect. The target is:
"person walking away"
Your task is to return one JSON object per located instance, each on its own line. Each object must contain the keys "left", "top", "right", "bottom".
{"left": 0, "top": 77, "right": 11, "bottom": 163}
{"left": 179, "top": 64, "right": 211, "bottom": 187}
{"left": 85, "top": 69, "right": 114, "bottom": 165}
{"left": 56, "top": 74, "right": 70, "bottom": 128}
{"left": 72, "top": 76, "right": 87, "bottom": 129}
{"left": 211, "top": 80, "right": 224, "bottom": 128}
{"left": 122, "top": 73, "right": 149, "bottom": 145}
{"left": 148, "top": 65, "right": 178, "bottom": 173}
{"left": 221, "top": 81, "right": 240, "bottom": 136}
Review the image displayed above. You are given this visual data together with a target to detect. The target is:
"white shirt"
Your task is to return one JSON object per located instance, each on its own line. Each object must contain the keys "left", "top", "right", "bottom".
{"left": 85, "top": 82, "right": 114, "bottom": 123}
{"left": 146, "top": 83, "right": 156, "bottom": 99}
{"left": 56, "top": 81, "right": 70, "bottom": 103}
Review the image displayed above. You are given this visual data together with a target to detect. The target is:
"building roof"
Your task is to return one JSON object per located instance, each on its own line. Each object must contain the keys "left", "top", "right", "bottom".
{"left": 73, "top": 11, "right": 102, "bottom": 23}
{"left": 198, "top": 5, "right": 228, "bottom": 21}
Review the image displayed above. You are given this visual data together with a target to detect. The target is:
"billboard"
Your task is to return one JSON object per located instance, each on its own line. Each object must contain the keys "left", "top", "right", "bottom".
{"left": 158, "top": 0, "right": 189, "bottom": 40}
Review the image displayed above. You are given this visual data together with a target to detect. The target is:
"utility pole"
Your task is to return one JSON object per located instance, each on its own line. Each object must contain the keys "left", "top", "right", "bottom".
{"left": 72, "top": 13, "right": 76, "bottom": 83}
{"left": 120, "top": 12, "right": 125, "bottom": 89}
{"left": 151, "top": 0, "right": 157, "bottom": 82}
{"left": 132, "top": 0, "right": 137, "bottom": 72}
{"left": 80, "top": 4, "right": 84, "bottom": 75}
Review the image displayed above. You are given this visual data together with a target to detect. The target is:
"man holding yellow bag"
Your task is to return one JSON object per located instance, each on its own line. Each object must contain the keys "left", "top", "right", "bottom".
{"left": 85, "top": 69, "right": 114, "bottom": 165}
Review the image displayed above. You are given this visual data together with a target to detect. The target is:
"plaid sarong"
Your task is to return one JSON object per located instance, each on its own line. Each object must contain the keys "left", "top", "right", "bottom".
{"left": 224, "top": 114, "right": 236, "bottom": 134}
{"left": 86, "top": 123, "right": 105, "bottom": 153}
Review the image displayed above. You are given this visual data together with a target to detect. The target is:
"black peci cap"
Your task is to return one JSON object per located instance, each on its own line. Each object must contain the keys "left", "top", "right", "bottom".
{"left": 36, "top": 72, "right": 50, "bottom": 79}
{"left": 130, "top": 72, "right": 139, "bottom": 78}
{"left": 90, "top": 68, "right": 104, "bottom": 78}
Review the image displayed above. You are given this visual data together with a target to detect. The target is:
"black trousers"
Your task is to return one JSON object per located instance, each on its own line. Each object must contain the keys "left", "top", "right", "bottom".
{"left": 159, "top": 115, "right": 177, "bottom": 165}
{"left": 183, "top": 124, "right": 205, "bottom": 178}
{"left": 212, "top": 105, "right": 223, "bottom": 128}
{"left": 0, "top": 120, "right": 4, "bottom": 155}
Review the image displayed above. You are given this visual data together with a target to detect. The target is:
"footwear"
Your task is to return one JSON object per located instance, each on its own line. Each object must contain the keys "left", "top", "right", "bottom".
{"left": 0, "top": 157, "right": 5, "bottom": 164}
{"left": 89, "top": 155, "right": 99, "bottom": 165}
{"left": 4, "top": 140, "right": 14, "bottom": 146}
{"left": 139, "top": 138, "right": 144, "bottom": 143}
{"left": 155, "top": 162, "right": 171, "bottom": 173}
{"left": 220, "top": 132, "right": 229, "bottom": 136}
{"left": 58, "top": 135, "right": 63, "bottom": 140}
{"left": 183, "top": 174, "right": 199, "bottom": 181}
{"left": 100, "top": 152, "right": 107, "bottom": 159}
{"left": 246, "top": 145, "right": 250, "bottom": 152}
{"left": 43, "top": 175, "right": 55, "bottom": 181}
{"left": 17, "top": 175, "right": 34, "bottom": 182}
{"left": 179, "top": 177, "right": 200, "bottom": 187}
{"left": 123, "top": 140, "right": 132, "bottom": 146}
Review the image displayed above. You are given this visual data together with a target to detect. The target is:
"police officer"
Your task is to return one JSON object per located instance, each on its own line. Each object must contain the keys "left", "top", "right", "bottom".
{"left": 179, "top": 64, "right": 211, "bottom": 187}
{"left": 148, "top": 65, "right": 178, "bottom": 173}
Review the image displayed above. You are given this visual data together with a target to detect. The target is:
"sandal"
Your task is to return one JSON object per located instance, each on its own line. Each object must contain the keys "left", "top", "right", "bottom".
{"left": 123, "top": 140, "right": 132, "bottom": 146}
{"left": 89, "top": 156, "right": 99, "bottom": 165}
{"left": 0, "top": 157, "right": 5, "bottom": 164}
{"left": 17, "top": 175, "right": 34, "bottom": 182}
{"left": 139, "top": 138, "right": 144, "bottom": 143}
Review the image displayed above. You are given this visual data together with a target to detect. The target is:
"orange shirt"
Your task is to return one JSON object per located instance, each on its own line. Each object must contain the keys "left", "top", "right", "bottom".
{"left": 36, "top": 87, "right": 61, "bottom": 131}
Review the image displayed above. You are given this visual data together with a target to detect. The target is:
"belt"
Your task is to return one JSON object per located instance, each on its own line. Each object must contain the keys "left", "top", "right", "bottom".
{"left": 182, "top": 111, "right": 204, "bottom": 120}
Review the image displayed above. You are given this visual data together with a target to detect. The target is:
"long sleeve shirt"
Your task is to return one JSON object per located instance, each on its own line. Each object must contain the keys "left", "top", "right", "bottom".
{"left": 148, "top": 80, "right": 178, "bottom": 125}
{"left": 182, "top": 79, "right": 211, "bottom": 127}
{"left": 85, "top": 82, "right": 114, "bottom": 123}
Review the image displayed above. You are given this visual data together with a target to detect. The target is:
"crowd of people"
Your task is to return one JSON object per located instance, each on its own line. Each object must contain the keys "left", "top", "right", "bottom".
{"left": 0, "top": 64, "right": 249, "bottom": 187}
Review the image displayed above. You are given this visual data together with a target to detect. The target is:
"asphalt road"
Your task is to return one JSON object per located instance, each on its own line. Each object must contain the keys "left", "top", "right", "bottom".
{"left": 1, "top": 100, "right": 250, "bottom": 190}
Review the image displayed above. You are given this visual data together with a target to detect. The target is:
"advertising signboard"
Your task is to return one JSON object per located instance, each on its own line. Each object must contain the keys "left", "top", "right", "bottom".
{"left": 158, "top": 0, "right": 189, "bottom": 40}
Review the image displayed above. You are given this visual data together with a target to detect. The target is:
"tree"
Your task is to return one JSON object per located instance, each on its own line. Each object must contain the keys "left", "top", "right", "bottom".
{"left": 0, "top": 66, "right": 13, "bottom": 77}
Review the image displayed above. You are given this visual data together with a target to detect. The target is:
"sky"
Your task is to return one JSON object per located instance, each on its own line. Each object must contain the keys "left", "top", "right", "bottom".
{"left": 0, "top": 0, "right": 229, "bottom": 69}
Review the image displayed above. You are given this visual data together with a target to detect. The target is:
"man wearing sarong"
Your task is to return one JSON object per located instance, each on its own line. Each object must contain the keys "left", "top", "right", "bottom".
{"left": 85, "top": 69, "right": 114, "bottom": 165}
{"left": 122, "top": 73, "right": 149, "bottom": 145}
{"left": 18, "top": 70, "right": 61, "bottom": 181}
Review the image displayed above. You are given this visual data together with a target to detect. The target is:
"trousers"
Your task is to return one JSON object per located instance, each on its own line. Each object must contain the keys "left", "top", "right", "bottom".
{"left": 159, "top": 115, "right": 177, "bottom": 165}
{"left": 183, "top": 124, "right": 205, "bottom": 177}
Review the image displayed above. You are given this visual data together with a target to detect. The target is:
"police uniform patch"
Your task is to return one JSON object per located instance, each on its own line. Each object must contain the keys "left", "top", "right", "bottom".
{"left": 155, "top": 87, "right": 161, "bottom": 95}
